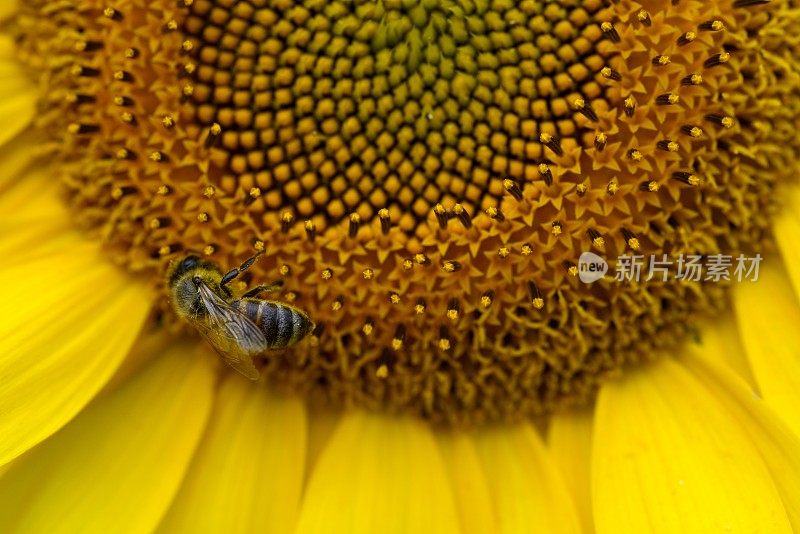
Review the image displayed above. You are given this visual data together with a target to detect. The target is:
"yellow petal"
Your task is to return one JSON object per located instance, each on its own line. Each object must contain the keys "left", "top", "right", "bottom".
{"left": 437, "top": 431, "right": 496, "bottom": 534}
{"left": 775, "top": 186, "right": 800, "bottom": 300}
{"left": 157, "top": 378, "right": 306, "bottom": 533}
{"left": 548, "top": 408, "right": 594, "bottom": 533}
{"left": 681, "top": 347, "right": 800, "bottom": 531}
{"left": 0, "top": 3, "right": 18, "bottom": 23}
{"left": 305, "top": 405, "right": 341, "bottom": 483}
{"left": 695, "top": 314, "right": 757, "bottom": 389}
{"left": 0, "top": 343, "right": 216, "bottom": 533}
{"left": 295, "top": 411, "right": 460, "bottom": 534}
{"left": 0, "top": 232, "right": 150, "bottom": 465}
{"left": 474, "top": 423, "right": 582, "bottom": 534}
{"left": 732, "top": 259, "right": 800, "bottom": 436}
{"left": 0, "top": 91, "right": 35, "bottom": 150}
{"left": 592, "top": 357, "right": 792, "bottom": 534}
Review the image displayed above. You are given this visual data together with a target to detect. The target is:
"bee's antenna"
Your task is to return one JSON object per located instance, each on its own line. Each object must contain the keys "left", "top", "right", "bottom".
{"left": 221, "top": 250, "right": 265, "bottom": 286}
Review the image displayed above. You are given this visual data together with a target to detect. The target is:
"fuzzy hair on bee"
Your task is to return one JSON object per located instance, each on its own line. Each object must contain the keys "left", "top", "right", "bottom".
{"left": 167, "top": 252, "right": 315, "bottom": 379}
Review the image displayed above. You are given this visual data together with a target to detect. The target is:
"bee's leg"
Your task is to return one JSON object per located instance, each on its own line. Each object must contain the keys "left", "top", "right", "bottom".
{"left": 220, "top": 250, "right": 265, "bottom": 286}
{"left": 241, "top": 279, "right": 283, "bottom": 298}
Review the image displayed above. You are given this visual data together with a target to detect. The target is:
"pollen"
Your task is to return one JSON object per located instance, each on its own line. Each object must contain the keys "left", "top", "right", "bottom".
{"left": 16, "top": 0, "right": 800, "bottom": 424}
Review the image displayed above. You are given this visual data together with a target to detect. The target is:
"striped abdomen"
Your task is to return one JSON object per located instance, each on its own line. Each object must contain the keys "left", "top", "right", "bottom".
{"left": 235, "top": 298, "right": 314, "bottom": 349}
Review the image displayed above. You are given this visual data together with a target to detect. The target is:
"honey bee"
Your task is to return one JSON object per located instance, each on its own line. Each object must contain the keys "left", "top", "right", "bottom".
{"left": 167, "top": 252, "right": 314, "bottom": 379}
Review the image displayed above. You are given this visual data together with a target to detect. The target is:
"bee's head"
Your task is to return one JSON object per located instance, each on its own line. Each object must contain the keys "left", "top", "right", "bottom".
{"left": 167, "top": 255, "right": 218, "bottom": 318}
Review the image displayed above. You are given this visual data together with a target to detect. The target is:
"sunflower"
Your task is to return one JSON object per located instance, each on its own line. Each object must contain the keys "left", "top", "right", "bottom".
{"left": 1, "top": 0, "right": 800, "bottom": 531}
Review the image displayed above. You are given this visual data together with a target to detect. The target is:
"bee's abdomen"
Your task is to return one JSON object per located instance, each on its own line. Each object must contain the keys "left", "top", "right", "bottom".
{"left": 240, "top": 299, "right": 313, "bottom": 349}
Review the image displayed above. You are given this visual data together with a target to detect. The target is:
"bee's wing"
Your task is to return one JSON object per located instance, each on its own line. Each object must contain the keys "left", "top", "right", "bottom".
{"left": 194, "top": 281, "right": 269, "bottom": 380}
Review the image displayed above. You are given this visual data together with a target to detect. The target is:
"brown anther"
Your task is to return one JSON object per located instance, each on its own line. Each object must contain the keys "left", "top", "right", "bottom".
{"left": 657, "top": 140, "right": 679, "bottom": 152}
{"left": 640, "top": 180, "right": 660, "bottom": 192}
{"left": 656, "top": 93, "right": 679, "bottom": 105}
{"left": 503, "top": 179, "right": 523, "bottom": 201}
{"left": 331, "top": 296, "right": 344, "bottom": 311}
{"left": 576, "top": 183, "right": 588, "bottom": 197}
{"left": 72, "top": 65, "right": 100, "bottom": 77}
{"left": 181, "top": 40, "right": 194, "bottom": 52}
{"left": 606, "top": 180, "right": 619, "bottom": 196}
{"left": 279, "top": 264, "right": 291, "bottom": 276}
{"left": 362, "top": 318, "right": 374, "bottom": 336}
{"left": 162, "top": 116, "right": 175, "bottom": 129}
{"left": 539, "top": 132, "right": 563, "bottom": 156}
{"left": 148, "top": 217, "right": 169, "bottom": 230}
{"left": 622, "top": 228, "right": 641, "bottom": 250}
{"left": 388, "top": 291, "right": 401, "bottom": 304}
{"left": 378, "top": 208, "right": 391, "bottom": 234}
{"left": 280, "top": 211, "right": 294, "bottom": 233}
{"left": 113, "top": 70, "right": 133, "bottom": 82}
{"left": 163, "top": 19, "right": 179, "bottom": 32}
{"left": 705, "top": 114, "right": 735, "bottom": 128}
{"left": 68, "top": 123, "right": 100, "bottom": 134}
{"left": 733, "top": 0, "right": 770, "bottom": 6}
{"left": 204, "top": 123, "right": 222, "bottom": 148}
{"left": 414, "top": 253, "right": 430, "bottom": 266}
{"left": 149, "top": 151, "right": 167, "bottom": 162}
{"left": 485, "top": 206, "right": 505, "bottom": 222}
{"left": 623, "top": 95, "right": 636, "bottom": 117}
{"left": 563, "top": 261, "right": 578, "bottom": 277}
{"left": 699, "top": 20, "right": 725, "bottom": 31}
{"left": 551, "top": 221, "right": 563, "bottom": 235}
{"left": 677, "top": 31, "right": 697, "bottom": 46}
{"left": 182, "top": 63, "right": 197, "bottom": 75}
{"left": 392, "top": 324, "right": 406, "bottom": 350}
{"left": 349, "top": 213, "right": 361, "bottom": 238}
{"left": 202, "top": 245, "right": 215, "bottom": 256}
{"left": 528, "top": 280, "right": 544, "bottom": 309}
{"left": 103, "top": 7, "right": 121, "bottom": 20}
{"left": 627, "top": 149, "right": 643, "bottom": 161}
{"left": 672, "top": 171, "right": 701, "bottom": 186}
{"left": 538, "top": 163, "right": 554, "bottom": 186}
{"left": 66, "top": 93, "right": 96, "bottom": 105}
{"left": 203, "top": 185, "right": 215, "bottom": 198}
{"left": 116, "top": 148, "right": 135, "bottom": 160}
{"left": 704, "top": 52, "right": 731, "bottom": 69}
{"left": 123, "top": 47, "right": 138, "bottom": 58}
{"left": 321, "top": 267, "right": 333, "bottom": 280}
{"left": 376, "top": 365, "right": 389, "bottom": 379}
{"left": 480, "top": 290, "right": 494, "bottom": 308}
{"left": 74, "top": 40, "right": 102, "bottom": 52}
{"left": 601, "top": 22, "right": 620, "bottom": 42}
{"left": 433, "top": 203, "right": 448, "bottom": 229}
{"left": 415, "top": 298, "right": 426, "bottom": 314}
{"left": 253, "top": 240, "right": 265, "bottom": 252}
{"left": 652, "top": 55, "right": 671, "bottom": 66}
{"left": 362, "top": 268, "right": 374, "bottom": 280}
{"left": 447, "top": 298, "right": 460, "bottom": 321}
{"left": 196, "top": 212, "right": 209, "bottom": 223}
{"left": 247, "top": 187, "right": 260, "bottom": 199}
{"left": 594, "top": 132, "right": 608, "bottom": 151}
{"left": 588, "top": 229, "right": 605, "bottom": 248}
{"left": 284, "top": 291, "right": 297, "bottom": 303}
{"left": 304, "top": 220, "right": 316, "bottom": 242}
{"left": 600, "top": 66, "right": 622, "bottom": 81}
{"left": 158, "top": 245, "right": 172, "bottom": 256}
{"left": 120, "top": 112, "right": 136, "bottom": 125}
{"left": 572, "top": 98, "right": 598, "bottom": 122}
{"left": 681, "top": 125, "right": 704, "bottom": 137}
{"left": 442, "top": 260, "right": 462, "bottom": 273}
{"left": 110, "top": 186, "right": 136, "bottom": 200}
{"left": 156, "top": 185, "right": 171, "bottom": 195}
{"left": 452, "top": 203, "right": 473, "bottom": 228}
{"left": 637, "top": 9, "right": 652, "bottom": 26}
{"left": 402, "top": 259, "right": 414, "bottom": 270}
{"left": 521, "top": 243, "right": 533, "bottom": 255}
{"left": 182, "top": 84, "right": 194, "bottom": 99}
{"left": 498, "top": 247, "right": 510, "bottom": 258}
{"left": 438, "top": 326, "right": 451, "bottom": 351}
{"left": 681, "top": 74, "right": 703, "bottom": 86}
{"left": 113, "top": 96, "right": 133, "bottom": 107}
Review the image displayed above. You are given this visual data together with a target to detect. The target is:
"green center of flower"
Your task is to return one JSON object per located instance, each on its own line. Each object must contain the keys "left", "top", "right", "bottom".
{"left": 15, "top": 0, "right": 800, "bottom": 423}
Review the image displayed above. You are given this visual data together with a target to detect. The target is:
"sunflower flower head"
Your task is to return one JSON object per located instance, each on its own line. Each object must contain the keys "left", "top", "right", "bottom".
{"left": 13, "top": 0, "right": 800, "bottom": 424}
